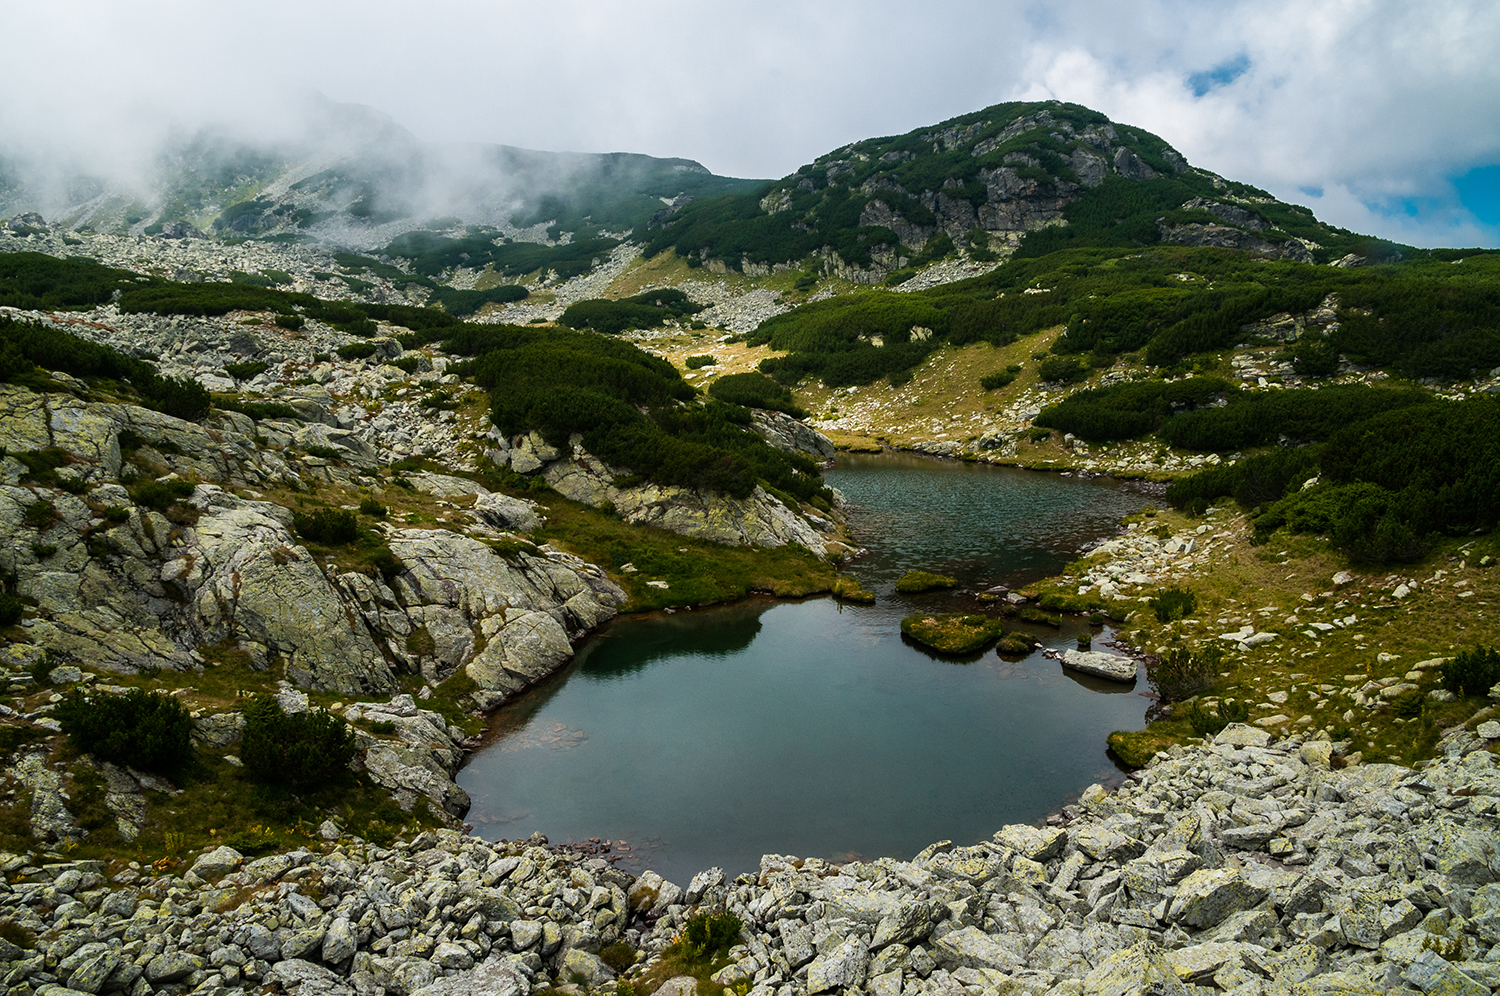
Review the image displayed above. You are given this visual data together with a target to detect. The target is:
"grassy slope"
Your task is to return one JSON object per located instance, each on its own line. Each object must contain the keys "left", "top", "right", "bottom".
{"left": 1033, "top": 505, "right": 1500, "bottom": 768}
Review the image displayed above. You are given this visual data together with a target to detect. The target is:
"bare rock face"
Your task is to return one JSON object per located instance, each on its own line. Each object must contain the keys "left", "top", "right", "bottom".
{"left": 751, "top": 409, "right": 836, "bottom": 462}
{"left": 387, "top": 528, "right": 625, "bottom": 710}
{"left": 175, "top": 487, "right": 397, "bottom": 695}
{"left": 0, "top": 382, "right": 627, "bottom": 701}
{"left": 1158, "top": 221, "right": 1312, "bottom": 262}
{"left": 1062, "top": 648, "right": 1138, "bottom": 682}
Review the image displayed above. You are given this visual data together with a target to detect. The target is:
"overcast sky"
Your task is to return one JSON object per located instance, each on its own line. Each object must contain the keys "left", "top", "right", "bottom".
{"left": 3, "top": 0, "right": 1497, "bottom": 247}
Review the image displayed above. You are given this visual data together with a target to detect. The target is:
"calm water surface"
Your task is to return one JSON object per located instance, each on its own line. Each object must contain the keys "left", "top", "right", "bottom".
{"left": 459, "top": 454, "right": 1155, "bottom": 883}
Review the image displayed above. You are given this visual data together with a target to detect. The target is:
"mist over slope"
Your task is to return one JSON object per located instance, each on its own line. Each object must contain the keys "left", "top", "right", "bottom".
{"left": 0, "top": 94, "right": 763, "bottom": 249}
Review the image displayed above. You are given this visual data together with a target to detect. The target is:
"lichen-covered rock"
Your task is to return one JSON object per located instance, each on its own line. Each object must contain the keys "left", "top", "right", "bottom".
{"left": 1061, "top": 649, "right": 1137, "bottom": 682}
{"left": 1082, "top": 942, "right": 1190, "bottom": 996}
{"left": 993, "top": 824, "right": 1068, "bottom": 862}
{"left": 188, "top": 845, "right": 243, "bottom": 879}
{"left": 805, "top": 936, "right": 869, "bottom": 994}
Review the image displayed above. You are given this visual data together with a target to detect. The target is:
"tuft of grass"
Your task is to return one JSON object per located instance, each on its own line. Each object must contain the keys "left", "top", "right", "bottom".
{"left": 831, "top": 575, "right": 876, "bottom": 604}
{"left": 1108, "top": 725, "right": 1184, "bottom": 768}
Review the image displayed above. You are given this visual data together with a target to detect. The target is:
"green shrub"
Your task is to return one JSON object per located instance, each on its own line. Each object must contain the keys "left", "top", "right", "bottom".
{"left": 365, "top": 546, "right": 404, "bottom": 582}
{"left": 274, "top": 314, "right": 305, "bottom": 331}
{"left": 1034, "top": 377, "right": 1230, "bottom": 442}
{"left": 1036, "top": 355, "right": 1088, "bottom": 384}
{"left": 428, "top": 284, "right": 528, "bottom": 317}
{"left": 1183, "top": 697, "right": 1249, "bottom": 736}
{"left": 239, "top": 696, "right": 356, "bottom": 788}
{"left": 54, "top": 688, "right": 194, "bottom": 774}
{"left": 1440, "top": 646, "right": 1500, "bottom": 697}
{"left": 679, "top": 911, "right": 743, "bottom": 964}
{"left": 21, "top": 499, "right": 58, "bottom": 530}
{"left": 559, "top": 290, "right": 705, "bottom": 336}
{"left": 223, "top": 361, "right": 269, "bottom": 381}
{"left": 1147, "top": 644, "right": 1223, "bottom": 702}
{"left": 707, "top": 372, "right": 806, "bottom": 416}
{"left": 685, "top": 354, "right": 716, "bottom": 369}
{"left": 1390, "top": 689, "right": 1426, "bottom": 718}
{"left": 979, "top": 370, "right": 1016, "bottom": 390}
{"left": 292, "top": 508, "right": 359, "bottom": 545}
{"left": 359, "top": 497, "right": 388, "bottom": 517}
{"left": 336, "top": 342, "right": 379, "bottom": 361}
{"left": 0, "top": 594, "right": 23, "bottom": 627}
{"left": 1149, "top": 586, "right": 1197, "bottom": 623}
{"left": 129, "top": 478, "right": 197, "bottom": 515}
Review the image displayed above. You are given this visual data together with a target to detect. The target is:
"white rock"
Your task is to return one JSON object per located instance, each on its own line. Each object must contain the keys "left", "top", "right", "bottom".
{"left": 1061, "top": 649, "right": 1137, "bottom": 683}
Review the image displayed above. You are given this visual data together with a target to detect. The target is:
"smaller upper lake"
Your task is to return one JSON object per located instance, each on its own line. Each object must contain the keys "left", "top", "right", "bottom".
{"left": 458, "top": 455, "right": 1156, "bottom": 884}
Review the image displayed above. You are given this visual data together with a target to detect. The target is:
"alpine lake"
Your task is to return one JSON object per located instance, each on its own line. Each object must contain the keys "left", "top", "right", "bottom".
{"left": 458, "top": 453, "right": 1159, "bottom": 884}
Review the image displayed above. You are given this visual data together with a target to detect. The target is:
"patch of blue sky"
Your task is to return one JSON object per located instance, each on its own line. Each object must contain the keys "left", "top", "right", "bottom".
{"left": 1187, "top": 54, "right": 1249, "bottom": 97}
{"left": 1453, "top": 165, "right": 1500, "bottom": 226}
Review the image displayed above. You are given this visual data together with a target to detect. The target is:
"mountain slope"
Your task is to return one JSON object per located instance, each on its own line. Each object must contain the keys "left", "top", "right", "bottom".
{"left": 0, "top": 96, "right": 764, "bottom": 246}
{"left": 643, "top": 100, "right": 1406, "bottom": 281}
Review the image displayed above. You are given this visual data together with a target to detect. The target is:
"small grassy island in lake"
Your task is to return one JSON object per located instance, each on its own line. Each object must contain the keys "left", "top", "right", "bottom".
{"left": 900, "top": 613, "right": 1008, "bottom": 654}
{"left": 831, "top": 575, "right": 876, "bottom": 603}
{"left": 895, "top": 569, "right": 958, "bottom": 593}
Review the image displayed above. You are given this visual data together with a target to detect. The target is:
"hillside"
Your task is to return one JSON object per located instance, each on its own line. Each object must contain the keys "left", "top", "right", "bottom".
{"left": 642, "top": 100, "right": 1407, "bottom": 284}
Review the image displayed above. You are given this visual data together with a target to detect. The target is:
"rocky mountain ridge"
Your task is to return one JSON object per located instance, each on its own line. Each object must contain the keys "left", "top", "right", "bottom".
{"left": 643, "top": 101, "right": 1373, "bottom": 285}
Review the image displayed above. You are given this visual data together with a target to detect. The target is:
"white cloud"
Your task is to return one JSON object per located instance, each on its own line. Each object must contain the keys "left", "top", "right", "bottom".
{"left": 0, "top": 0, "right": 1495, "bottom": 245}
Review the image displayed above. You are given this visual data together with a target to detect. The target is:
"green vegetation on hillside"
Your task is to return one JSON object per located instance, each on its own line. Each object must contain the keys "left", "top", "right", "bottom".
{"left": 706, "top": 372, "right": 806, "bottom": 417}
{"left": 0, "top": 316, "right": 210, "bottom": 421}
{"left": 559, "top": 288, "right": 704, "bottom": 335}
{"left": 743, "top": 247, "right": 1500, "bottom": 389}
{"left": 1164, "top": 394, "right": 1500, "bottom": 565}
{"left": 441, "top": 325, "right": 828, "bottom": 502}
{"left": 384, "top": 231, "right": 623, "bottom": 281}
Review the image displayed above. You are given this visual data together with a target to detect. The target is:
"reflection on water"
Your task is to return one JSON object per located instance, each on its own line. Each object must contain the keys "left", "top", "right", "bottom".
{"left": 460, "top": 456, "right": 1154, "bottom": 884}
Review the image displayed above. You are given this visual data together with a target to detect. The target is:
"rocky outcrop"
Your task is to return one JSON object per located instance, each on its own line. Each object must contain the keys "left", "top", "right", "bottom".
{"left": 1158, "top": 221, "right": 1313, "bottom": 262}
{"left": 487, "top": 430, "right": 835, "bottom": 556}
{"left": 1061, "top": 648, "right": 1138, "bottom": 682}
{"left": 0, "top": 384, "right": 625, "bottom": 703}
{"left": 751, "top": 411, "right": 836, "bottom": 463}
{"left": 384, "top": 529, "right": 624, "bottom": 709}
{"left": 543, "top": 450, "right": 828, "bottom": 553}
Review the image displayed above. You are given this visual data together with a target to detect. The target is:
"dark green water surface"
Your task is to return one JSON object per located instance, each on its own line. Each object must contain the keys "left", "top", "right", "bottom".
{"left": 458, "top": 453, "right": 1157, "bottom": 883}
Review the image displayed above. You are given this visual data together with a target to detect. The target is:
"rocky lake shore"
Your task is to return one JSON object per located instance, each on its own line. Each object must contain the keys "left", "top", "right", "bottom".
{"left": 3, "top": 723, "right": 1498, "bottom": 996}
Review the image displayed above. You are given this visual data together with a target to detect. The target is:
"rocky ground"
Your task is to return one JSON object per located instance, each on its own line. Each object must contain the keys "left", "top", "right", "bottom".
{"left": 1, "top": 725, "right": 1497, "bottom": 996}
